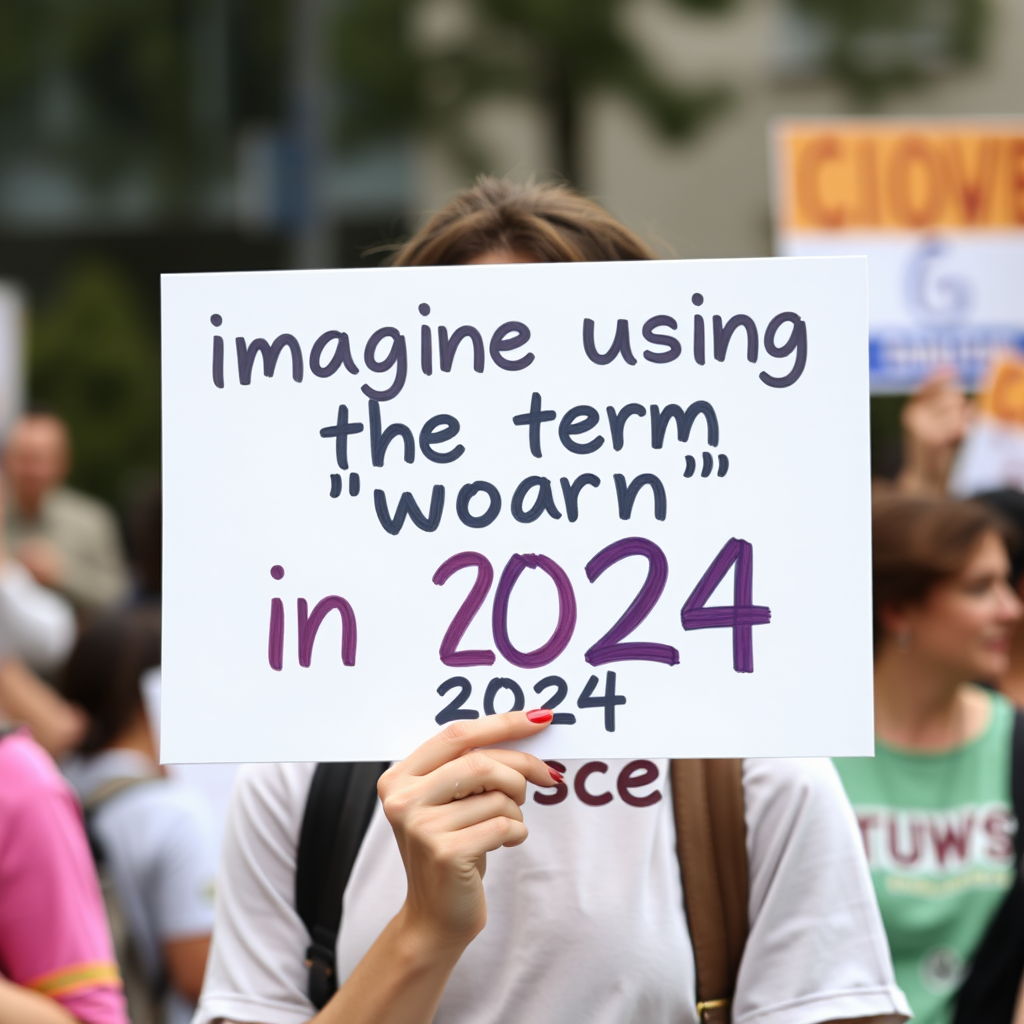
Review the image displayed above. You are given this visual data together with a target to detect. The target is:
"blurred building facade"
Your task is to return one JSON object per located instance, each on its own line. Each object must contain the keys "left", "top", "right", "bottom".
{"left": 416, "top": 0, "right": 1024, "bottom": 259}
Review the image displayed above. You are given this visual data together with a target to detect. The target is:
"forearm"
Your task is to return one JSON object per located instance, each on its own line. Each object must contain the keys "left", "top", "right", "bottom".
{"left": 0, "top": 659, "right": 87, "bottom": 758}
{"left": 0, "top": 978, "right": 78, "bottom": 1024}
{"left": 314, "top": 905, "right": 468, "bottom": 1024}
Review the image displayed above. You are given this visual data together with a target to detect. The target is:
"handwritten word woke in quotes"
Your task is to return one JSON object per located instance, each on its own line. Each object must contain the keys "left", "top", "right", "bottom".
{"left": 161, "top": 258, "right": 871, "bottom": 762}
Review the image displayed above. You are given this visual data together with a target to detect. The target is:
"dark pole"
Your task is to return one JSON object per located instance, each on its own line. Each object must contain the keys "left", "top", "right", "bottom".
{"left": 548, "top": 48, "right": 578, "bottom": 188}
{"left": 288, "top": 0, "right": 332, "bottom": 268}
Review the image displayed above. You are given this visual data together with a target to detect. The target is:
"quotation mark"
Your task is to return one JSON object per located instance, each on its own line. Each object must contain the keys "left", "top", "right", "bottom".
{"left": 684, "top": 453, "right": 728, "bottom": 478}
{"left": 330, "top": 473, "right": 361, "bottom": 498}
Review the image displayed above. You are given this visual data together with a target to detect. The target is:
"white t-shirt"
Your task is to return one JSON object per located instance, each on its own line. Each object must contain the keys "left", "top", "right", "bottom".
{"left": 196, "top": 757, "right": 910, "bottom": 1024}
{"left": 63, "top": 749, "right": 219, "bottom": 1024}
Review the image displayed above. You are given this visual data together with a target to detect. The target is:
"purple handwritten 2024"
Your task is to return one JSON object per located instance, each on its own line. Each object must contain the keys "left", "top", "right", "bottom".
{"left": 430, "top": 536, "right": 770, "bottom": 674}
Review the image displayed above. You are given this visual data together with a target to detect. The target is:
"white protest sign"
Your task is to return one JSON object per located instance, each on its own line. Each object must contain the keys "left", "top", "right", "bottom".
{"left": 161, "top": 257, "right": 872, "bottom": 763}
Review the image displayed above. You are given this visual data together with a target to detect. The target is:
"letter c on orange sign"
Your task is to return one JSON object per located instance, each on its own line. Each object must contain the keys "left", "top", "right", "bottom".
{"left": 796, "top": 136, "right": 844, "bottom": 228}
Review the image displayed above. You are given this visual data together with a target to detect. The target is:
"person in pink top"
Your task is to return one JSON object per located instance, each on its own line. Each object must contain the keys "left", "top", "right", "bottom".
{"left": 0, "top": 728, "right": 128, "bottom": 1024}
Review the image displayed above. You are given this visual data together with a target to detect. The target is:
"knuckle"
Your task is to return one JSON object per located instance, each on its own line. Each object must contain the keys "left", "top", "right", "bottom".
{"left": 463, "top": 751, "right": 491, "bottom": 777}
{"left": 441, "top": 720, "right": 472, "bottom": 747}
{"left": 382, "top": 788, "right": 413, "bottom": 821}
{"left": 491, "top": 816, "right": 514, "bottom": 841}
{"left": 494, "top": 713, "right": 518, "bottom": 738}
{"left": 377, "top": 768, "right": 398, "bottom": 799}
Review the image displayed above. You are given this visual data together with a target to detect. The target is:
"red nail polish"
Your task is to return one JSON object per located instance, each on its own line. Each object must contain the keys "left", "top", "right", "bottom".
{"left": 526, "top": 708, "right": 553, "bottom": 724}
{"left": 548, "top": 767, "right": 564, "bottom": 784}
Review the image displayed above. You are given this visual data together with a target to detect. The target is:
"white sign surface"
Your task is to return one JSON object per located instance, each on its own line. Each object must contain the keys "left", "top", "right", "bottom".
{"left": 162, "top": 257, "right": 872, "bottom": 763}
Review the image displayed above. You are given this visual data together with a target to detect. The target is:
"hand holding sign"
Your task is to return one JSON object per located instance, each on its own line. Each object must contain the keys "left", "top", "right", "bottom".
{"left": 380, "top": 710, "right": 556, "bottom": 949}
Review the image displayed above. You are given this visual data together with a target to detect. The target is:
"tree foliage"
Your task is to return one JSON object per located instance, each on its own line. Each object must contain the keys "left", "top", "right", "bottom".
{"left": 0, "top": 0, "right": 993, "bottom": 195}
{"left": 790, "top": 0, "right": 987, "bottom": 103}
{"left": 31, "top": 260, "right": 160, "bottom": 502}
{"left": 336, "top": 0, "right": 739, "bottom": 186}
{"left": 0, "top": 0, "right": 287, "bottom": 213}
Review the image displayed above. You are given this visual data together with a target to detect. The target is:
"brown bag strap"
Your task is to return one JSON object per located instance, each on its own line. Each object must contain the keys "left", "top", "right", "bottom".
{"left": 671, "top": 759, "right": 749, "bottom": 1024}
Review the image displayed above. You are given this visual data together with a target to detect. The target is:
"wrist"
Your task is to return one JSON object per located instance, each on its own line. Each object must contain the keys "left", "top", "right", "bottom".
{"left": 393, "top": 903, "right": 476, "bottom": 970}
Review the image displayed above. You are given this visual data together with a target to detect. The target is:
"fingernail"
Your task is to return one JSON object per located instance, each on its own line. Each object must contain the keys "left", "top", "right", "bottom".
{"left": 526, "top": 708, "right": 553, "bottom": 724}
{"left": 548, "top": 767, "right": 564, "bottom": 783}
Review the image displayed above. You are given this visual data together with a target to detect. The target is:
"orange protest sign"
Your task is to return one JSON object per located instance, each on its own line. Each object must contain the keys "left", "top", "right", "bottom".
{"left": 978, "top": 355, "right": 1024, "bottom": 428}
{"left": 774, "top": 121, "right": 1024, "bottom": 234}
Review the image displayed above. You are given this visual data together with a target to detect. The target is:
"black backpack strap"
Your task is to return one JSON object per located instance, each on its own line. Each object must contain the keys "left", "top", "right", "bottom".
{"left": 296, "top": 761, "right": 389, "bottom": 1011}
{"left": 953, "top": 709, "right": 1024, "bottom": 1024}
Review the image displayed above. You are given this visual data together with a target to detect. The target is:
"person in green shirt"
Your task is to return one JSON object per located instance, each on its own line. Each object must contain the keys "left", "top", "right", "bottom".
{"left": 835, "top": 495, "right": 1024, "bottom": 1024}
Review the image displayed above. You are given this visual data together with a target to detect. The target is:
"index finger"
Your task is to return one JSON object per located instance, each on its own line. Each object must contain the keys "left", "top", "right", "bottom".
{"left": 401, "top": 709, "right": 553, "bottom": 777}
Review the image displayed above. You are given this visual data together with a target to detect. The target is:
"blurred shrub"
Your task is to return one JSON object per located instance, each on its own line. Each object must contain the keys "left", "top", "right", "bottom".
{"left": 790, "top": 0, "right": 988, "bottom": 102}
{"left": 336, "top": 0, "right": 740, "bottom": 187}
{"left": 30, "top": 260, "right": 159, "bottom": 503}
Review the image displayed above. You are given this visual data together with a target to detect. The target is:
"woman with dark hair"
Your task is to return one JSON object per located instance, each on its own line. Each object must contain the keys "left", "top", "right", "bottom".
{"left": 194, "top": 178, "right": 908, "bottom": 1024}
{"left": 835, "top": 495, "right": 1024, "bottom": 1024}
{"left": 61, "top": 608, "right": 217, "bottom": 1024}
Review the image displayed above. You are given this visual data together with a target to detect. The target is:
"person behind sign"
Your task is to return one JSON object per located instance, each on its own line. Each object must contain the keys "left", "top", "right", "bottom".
{"left": 0, "top": 726, "right": 128, "bottom": 1024}
{"left": 834, "top": 495, "right": 1024, "bottom": 1024}
{"left": 2, "top": 409, "right": 130, "bottom": 615}
{"left": 61, "top": 607, "right": 217, "bottom": 1024}
{"left": 194, "top": 179, "right": 909, "bottom": 1024}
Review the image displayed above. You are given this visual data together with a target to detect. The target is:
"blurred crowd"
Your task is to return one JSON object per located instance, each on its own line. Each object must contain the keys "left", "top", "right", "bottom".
{"left": 3, "top": 216, "right": 1024, "bottom": 1024}
{"left": 0, "top": 408, "right": 214, "bottom": 1024}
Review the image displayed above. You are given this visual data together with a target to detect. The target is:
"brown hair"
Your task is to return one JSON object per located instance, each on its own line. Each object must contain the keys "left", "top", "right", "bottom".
{"left": 872, "top": 495, "right": 1014, "bottom": 650}
{"left": 60, "top": 606, "right": 162, "bottom": 754}
{"left": 391, "top": 177, "right": 657, "bottom": 267}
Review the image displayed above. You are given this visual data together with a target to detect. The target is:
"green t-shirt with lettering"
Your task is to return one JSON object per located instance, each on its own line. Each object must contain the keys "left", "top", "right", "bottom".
{"left": 834, "top": 688, "right": 1016, "bottom": 1024}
